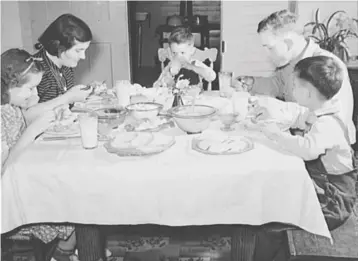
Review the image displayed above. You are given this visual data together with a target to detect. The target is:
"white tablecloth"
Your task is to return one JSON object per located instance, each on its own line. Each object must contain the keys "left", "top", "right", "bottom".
{"left": 1, "top": 120, "right": 331, "bottom": 240}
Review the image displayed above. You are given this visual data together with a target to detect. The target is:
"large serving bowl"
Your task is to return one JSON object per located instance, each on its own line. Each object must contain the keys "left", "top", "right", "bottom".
{"left": 95, "top": 107, "right": 127, "bottom": 136}
{"left": 169, "top": 105, "right": 217, "bottom": 134}
{"left": 126, "top": 102, "right": 163, "bottom": 121}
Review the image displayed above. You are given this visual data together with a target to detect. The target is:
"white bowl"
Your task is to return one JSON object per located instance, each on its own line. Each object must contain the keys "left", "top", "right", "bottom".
{"left": 126, "top": 102, "right": 163, "bottom": 121}
{"left": 169, "top": 105, "right": 217, "bottom": 134}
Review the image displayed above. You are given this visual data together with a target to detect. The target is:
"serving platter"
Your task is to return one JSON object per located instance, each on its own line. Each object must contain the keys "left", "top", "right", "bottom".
{"left": 104, "top": 132, "right": 175, "bottom": 157}
{"left": 192, "top": 135, "right": 254, "bottom": 155}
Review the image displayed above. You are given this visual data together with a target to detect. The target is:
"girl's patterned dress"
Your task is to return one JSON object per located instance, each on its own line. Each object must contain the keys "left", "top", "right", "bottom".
{"left": 1, "top": 104, "right": 75, "bottom": 243}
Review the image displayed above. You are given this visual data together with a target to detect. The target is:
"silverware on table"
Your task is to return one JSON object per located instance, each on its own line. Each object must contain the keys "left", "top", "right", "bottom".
{"left": 42, "top": 136, "right": 81, "bottom": 141}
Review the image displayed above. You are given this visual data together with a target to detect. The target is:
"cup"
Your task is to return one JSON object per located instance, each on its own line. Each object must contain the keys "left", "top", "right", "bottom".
{"left": 219, "top": 71, "right": 233, "bottom": 98}
{"left": 115, "top": 80, "right": 131, "bottom": 108}
{"left": 78, "top": 111, "right": 98, "bottom": 149}
{"left": 232, "top": 91, "right": 250, "bottom": 119}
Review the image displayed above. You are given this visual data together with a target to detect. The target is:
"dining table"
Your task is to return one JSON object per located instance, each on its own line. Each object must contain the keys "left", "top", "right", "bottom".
{"left": 1, "top": 91, "right": 332, "bottom": 261}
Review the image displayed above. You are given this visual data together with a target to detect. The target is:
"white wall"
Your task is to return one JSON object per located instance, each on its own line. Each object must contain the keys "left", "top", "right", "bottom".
{"left": 296, "top": 1, "right": 358, "bottom": 56}
{"left": 1, "top": 1, "right": 23, "bottom": 53}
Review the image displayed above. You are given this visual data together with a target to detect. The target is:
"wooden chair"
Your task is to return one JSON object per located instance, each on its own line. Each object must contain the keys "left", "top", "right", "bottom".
{"left": 157, "top": 47, "right": 218, "bottom": 91}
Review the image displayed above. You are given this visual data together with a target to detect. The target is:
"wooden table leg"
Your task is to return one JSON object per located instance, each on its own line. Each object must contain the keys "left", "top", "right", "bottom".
{"left": 231, "top": 226, "right": 257, "bottom": 261}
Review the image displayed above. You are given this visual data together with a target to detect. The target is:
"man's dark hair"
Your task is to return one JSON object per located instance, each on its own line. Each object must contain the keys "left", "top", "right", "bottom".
{"left": 294, "top": 56, "right": 343, "bottom": 100}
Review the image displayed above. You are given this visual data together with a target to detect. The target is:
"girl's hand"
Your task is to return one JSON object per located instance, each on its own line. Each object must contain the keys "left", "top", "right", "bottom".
{"left": 64, "top": 85, "right": 93, "bottom": 103}
{"left": 28, "top": 110, "right": 56, "bottom": 137}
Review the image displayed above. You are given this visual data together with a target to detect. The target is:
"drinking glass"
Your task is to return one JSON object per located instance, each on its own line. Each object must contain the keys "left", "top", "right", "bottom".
{"left": 219, "top": 112, "right": 239, "bottom": 131}
{"left": 115, "top": 80, "right": 131, "bottom": 108}
{"left": 78, "top": 111, "right": 98, "bottom": 149}
{"left": 219, "top": 71, "right": 233, "bottom": 98}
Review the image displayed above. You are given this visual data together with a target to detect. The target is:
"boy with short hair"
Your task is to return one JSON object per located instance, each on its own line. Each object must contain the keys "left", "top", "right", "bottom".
{"left": 153, "top": 27, "right": 216, "bottom": 88}
{"left": 261, "top": 55, "right": 357, "bottom": 230}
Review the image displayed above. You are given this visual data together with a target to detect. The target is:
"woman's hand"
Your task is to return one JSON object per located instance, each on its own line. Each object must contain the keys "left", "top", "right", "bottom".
{"left": 27, "top": 110, "right": 56, "bottom": 137}
{"left": 64, "top": 85, "right": 93, "bottom": 103}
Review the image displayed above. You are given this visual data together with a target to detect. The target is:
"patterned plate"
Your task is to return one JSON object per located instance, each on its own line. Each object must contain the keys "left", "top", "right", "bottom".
{"left": 192, "top": 135, "right": 254, "bottom": 155}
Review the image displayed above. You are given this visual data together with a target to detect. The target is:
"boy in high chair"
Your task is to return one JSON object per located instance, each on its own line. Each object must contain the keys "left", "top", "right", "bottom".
{"left": 153, "top": 27, "right": 216, "bottom": 88}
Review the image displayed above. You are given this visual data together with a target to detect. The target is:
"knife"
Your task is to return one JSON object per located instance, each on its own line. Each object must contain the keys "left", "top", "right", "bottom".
{"left": 42, "top": 136, "right": 81, "bottom": 141}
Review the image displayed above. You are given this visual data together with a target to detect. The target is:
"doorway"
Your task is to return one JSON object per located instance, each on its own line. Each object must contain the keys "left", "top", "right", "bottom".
{"left": 127, "top": 1, "right": 221, "bottom": 89}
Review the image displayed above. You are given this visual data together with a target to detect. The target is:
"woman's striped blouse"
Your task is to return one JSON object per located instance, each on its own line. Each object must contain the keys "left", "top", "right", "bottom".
{"left": 33, "top": 49, "right": 75, "bottom": 103}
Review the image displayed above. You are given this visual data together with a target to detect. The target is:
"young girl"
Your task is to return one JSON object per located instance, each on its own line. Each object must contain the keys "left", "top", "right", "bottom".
{"left": 1, "top": 48, "right": 77, "bottom": 261}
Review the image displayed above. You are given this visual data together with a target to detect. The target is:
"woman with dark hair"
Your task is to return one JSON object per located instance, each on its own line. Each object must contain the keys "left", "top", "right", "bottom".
{"left": 22, "top": 13, "right": 93, "bottom": 124}
{"left": 23, "top": 14, "right": 106, "bottom": 261}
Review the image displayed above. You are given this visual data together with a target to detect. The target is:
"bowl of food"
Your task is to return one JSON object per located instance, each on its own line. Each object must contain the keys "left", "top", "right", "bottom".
{"left": 125, "top": 102, "right": 164, "bottom": 121}
{"left": 169, "top": 105, "right": 217, "bottom": 134}
{"left": 95, "top": 107, "right": 127, "bottom": 136}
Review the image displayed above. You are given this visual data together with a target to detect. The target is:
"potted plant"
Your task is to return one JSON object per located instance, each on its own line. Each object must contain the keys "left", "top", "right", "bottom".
{"left": 304, "top": 9, "right": 358, "bottom": 63}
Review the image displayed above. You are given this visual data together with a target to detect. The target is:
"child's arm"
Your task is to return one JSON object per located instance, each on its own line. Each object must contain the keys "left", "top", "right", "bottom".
{"left": 262, "top": 116, "right": 338, "bottom": 160}
{"left": 2, "top": 111, "right": 56, "bottom": 173}
{"left": 252, "top": 98, "right": 312, "bottom": 130}
{"left": 2, "top": 127, "right": 40, "bottom": 170}
{"left": 182, "top": 60, "right": 216, "bottom": 82}
{"left": 23, "top": 85, "right": 92, "bottom": 124}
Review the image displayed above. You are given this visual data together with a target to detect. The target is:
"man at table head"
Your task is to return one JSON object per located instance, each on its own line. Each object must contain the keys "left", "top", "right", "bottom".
{"left": 234, "top": 9, "right": 355, "bottom": 145}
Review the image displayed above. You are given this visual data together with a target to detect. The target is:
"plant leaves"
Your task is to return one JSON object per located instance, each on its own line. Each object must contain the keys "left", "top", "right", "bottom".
{"left": 326, "top": 10, "right": 346, "bottom": 29}
{"left": 315, "top": 8, "right": 320, "bottom": 25}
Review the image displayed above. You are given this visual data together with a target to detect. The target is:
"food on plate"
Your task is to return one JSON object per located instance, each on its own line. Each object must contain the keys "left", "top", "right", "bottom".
{"left": 53, "top": 106, "right": 77, "bottom": 128}
{"left": 105, "top": 132, "right": 175, "bottom": 156}
{"left": 125, "top": 117, "right": 173, "bottom": 132}
{"left": 87, "top": 81, "right": 115, "bottom": 98}
{"left": 196, "top": 136, "right": 253, "bottom": 154}
{"left": 111, "top": 132, "right": 154, "bottom": 148}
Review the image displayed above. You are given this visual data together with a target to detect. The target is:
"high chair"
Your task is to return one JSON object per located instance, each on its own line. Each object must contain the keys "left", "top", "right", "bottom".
{"left": 157, "top": 46, "right": 218, "bottom": 91}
